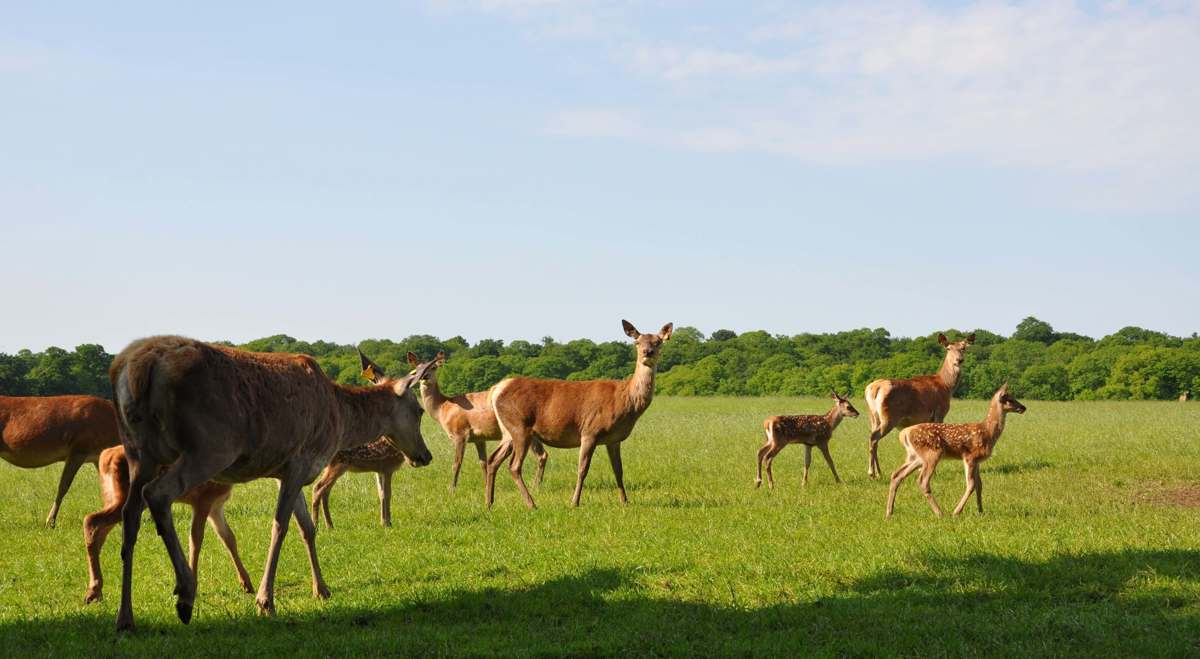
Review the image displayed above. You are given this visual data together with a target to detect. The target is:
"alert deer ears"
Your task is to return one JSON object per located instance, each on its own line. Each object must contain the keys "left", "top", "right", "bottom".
{"left": 937, "top": 333, "right": 949, "bottom": 346}
{"left": 407, "top": 352, "right": 419, "bottom": 367}
{"left": 659, "top": 323, "right": 674, "bottom": 341}
{"left": 358, "top": 349, "right": 386, "bottom": 384}
{"left": 435, "top": 351, "right": 446, "bottom": 367}
{"left": 622, "top": 319, "right": 640, "bottom": 339}
{"left": 998, "top": 382, "right": 1009, "bottom": 396}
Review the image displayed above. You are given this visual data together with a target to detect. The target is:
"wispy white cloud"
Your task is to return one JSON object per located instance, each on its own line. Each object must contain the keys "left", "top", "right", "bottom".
{"left": 545, "top": 108, "right": 642, "bottom": 138}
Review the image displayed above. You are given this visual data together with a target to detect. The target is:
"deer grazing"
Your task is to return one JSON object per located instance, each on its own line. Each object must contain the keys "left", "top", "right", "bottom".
{"left": 0, "top": 394, "right": 119, "bottom": 527}
{"left": 756, "top": 391, "right": 859, "bottom": 489}
{"left": 886, "top": 384, "right": 1026, "bottom": 517}
{"left": 108, "top": 336, "right": 435, "bottom": 631}
{"left": 864, "top": 332, "right": 975, "bottom": 479}
{"left": 417, "top": 351, "right": 548, "bottom": 491}
{"left": 485, "top": 320, "right": 672, "bottom": 509}
{"left": 83, "top": 445, "right": 254, "bottom": 604}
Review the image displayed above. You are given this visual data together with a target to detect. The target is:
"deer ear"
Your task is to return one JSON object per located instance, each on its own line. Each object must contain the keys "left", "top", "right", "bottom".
{"left": 998, "top": 382, "right": 1009, "bottom": 395}
{"left": 830, "top": 390, "right": 838, "bottom": 399}
{"left": 407, "top": 352, "right": 419, "bottom": 367}
{"left": 622, "top": 319, "right": 640, "bottom": 339}
{"left": 435, "top": 350, "right": 446, "bottom": 366}
{"left": 362, "top": 364, "right": 378, "bottom": 383}
{"left": 659, "top": 323, "right": 674, "bottom": 341}
{"left": 966, "top": 332, "right": 976, "bottom": 344}
{"left": 937, "top": 333, "right": 949, "bottom": 346}
{"left": 358, "top": 349, "right": 384, "bottom": 383}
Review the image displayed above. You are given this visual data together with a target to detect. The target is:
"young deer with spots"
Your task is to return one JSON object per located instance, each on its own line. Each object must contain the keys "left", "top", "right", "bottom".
{"left": 0, "top": 395, "right": 119, "bottom": 527}
{"left": 486, "top": 320, "right": 672, "bottom": 509}
{"left": 886, "top": 384, "right": 1026, "bottom": 518}
{"left": 83, "top": 445, "right": 254, "bottom": 604}
{"left": 417, "top": 351, "right": 548, "bottom": 492}
{"left": 756, "top": 391, "right": 859, "bottom": 489}
{"left": 864, "top": 332, "right": 975, "bottom": 479}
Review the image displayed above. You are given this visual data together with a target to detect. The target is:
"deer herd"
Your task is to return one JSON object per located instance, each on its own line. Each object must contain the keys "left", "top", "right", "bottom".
{"left": 0, "top": 322, "right": 1043, "bottom": 631}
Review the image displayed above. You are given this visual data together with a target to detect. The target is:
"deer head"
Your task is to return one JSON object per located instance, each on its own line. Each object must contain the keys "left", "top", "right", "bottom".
{"left": 357, "top": 349, "right": 436, "bottom": 466}
{"left": 623, "top": 320, "right": 673, "bottom": 367}
{"left": 830, "top": 390, "right": 860, "bottom": 418}
{"left": 937, "top": 332, "right": 976, "bottom": 368}
{"left": 995, "top": 383, "right": 1027, "bottom": 415}
{"left": 407, "top": 351, "right": 446, "bottom": 386}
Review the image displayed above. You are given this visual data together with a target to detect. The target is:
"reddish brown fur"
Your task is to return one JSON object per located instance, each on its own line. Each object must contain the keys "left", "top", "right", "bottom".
{"left": 886, "top": 384, "right": 1026, "bottom": 517}
{"left": 418, "top": 352, "right": 548, "bottom": 491}
{"left": 756, "top": 392, "right": 859, "bottom": 488}
{"left": 83, "top": 445, "right": 253, "bottom": 604}
{"left": 108, "top": 336, "right": 434, "bottom": 630}
{"left": 1181, "top": 390, "right": 1191, "bottom": 402}
{"left": 485, "top": 320, "right": 673, "bottom": 508}
{"left": 311, "top": 437, "right": 406, "bottom": 529}
{"left": 0, "top": 395, "right": 119, "bottom": 526}
{"left": 863, "top": 332, "right": 975, "bottom": 479}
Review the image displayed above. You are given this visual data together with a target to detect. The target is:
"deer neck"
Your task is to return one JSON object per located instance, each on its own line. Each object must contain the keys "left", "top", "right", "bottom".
{"left": 824, "top": 406, "right": 845, "bottom": 431}
{"left": 937, "top": 354, "right": 962, "bottom": 390}
{"left": 333, "top": 385, "right": 395, "bottom": 450}
{"left": 419, "top": 378, "right": 448, "bottom": 420}
{"left": 623, "top": 360, "right": 657, "bottom": 414}
{"left": 983, "top": 397, "right": 1007, "bottom": 445}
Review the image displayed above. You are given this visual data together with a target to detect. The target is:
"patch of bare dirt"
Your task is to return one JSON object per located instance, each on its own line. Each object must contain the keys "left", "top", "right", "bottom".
{"left": 1136, "top": 482, "right": 1200, "bottom": 508}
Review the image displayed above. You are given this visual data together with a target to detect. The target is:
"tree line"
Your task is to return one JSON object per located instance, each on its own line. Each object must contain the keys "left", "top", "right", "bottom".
{"left": 2, "top": 317, "right": 1197, "bottom": 401}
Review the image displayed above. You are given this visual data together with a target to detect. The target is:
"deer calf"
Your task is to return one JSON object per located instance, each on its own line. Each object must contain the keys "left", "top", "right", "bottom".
{"left": 83, "top": 445, "right": 253, "bottom": 604}
{"left": 886, "top": 384, "right": 1026, "bottom": 518}
{"left": 312, "top": 437, "right": 406, "bottom": 529}
{"left": 756, "top": 392, "right": 858, "bottom": 489}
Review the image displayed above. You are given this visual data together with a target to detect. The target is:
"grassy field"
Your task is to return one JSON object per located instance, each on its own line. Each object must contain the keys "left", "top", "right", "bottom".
{"left": 1, "top": 397, "right": 1198, "bottom": 657}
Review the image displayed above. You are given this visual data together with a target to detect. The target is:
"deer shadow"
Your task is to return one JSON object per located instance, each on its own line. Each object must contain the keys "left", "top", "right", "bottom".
{"left": 2, "top": 549, "right": 1198, "bottom": 656}
{"left": 989, "top": 459, "right": 1054, "bottom": 475}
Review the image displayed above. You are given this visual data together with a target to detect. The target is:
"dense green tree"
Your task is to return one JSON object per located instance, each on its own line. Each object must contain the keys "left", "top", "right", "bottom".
{"left": 1013, "top": 317, "right": 1056, "bottom": 344}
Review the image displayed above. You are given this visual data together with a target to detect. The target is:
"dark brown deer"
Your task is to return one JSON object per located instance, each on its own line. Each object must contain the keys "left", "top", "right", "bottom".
{"left": 756, "top": 391, "right": 859, "bottom": 489}
{"left": 417, "top": 351, "right": 548, "bottom": 491}
{"left": 108, "top": 336, "right": 435, "bottom": 631}
{"left": 864, "top": 332, "right": 975, "bottom": 479}
{"left": 0, "top": 395, "right": 119, "bottom": 527}
{"left": 485, "top": 320, "right": 672, "bottom": 509}
{"left": 83, "top": 445, "right": 254, "bottom": 604}
{"left": 886, "top": 384, "right": 1026, "bottom": 517}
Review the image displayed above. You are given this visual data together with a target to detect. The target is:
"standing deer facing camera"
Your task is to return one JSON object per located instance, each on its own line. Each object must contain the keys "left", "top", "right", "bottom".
{"left": 486, "top": 320, "right": 672, "bottom": 509}
{"left": 1181, "top": 390, "right": 1192, "bottom": 403}
{"left": 864, "top": 332, "right": 975, "bottom": 479}
{"left": 756, "top": 391, "right": 858, "bottom": 489}
{"left": 886, "top": 384, "right": 1026, "bottom": 517}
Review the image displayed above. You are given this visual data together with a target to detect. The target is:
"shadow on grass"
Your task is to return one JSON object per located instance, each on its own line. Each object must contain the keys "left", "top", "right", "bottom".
{"left": 3, "top": 550, "right": 1198, "bottom": 656}
{"left": 990, "top": 459, "right": 1054, "bottom": 475}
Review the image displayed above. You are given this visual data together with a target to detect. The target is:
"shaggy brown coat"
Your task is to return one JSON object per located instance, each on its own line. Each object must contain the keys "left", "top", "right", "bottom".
{"left": 0, "top": 394, "right": 119, "bottom": 526}
{"left": 863, "top": 332, "right": 975, "bottom": 479}
{"left": 486, "top": 320, "right": 673, "bottom": 508}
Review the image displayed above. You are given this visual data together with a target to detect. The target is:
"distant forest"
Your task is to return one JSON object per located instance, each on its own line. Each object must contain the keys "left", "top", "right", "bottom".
{"left": 2, "top": 318, "right": 1197, "bottom": 401}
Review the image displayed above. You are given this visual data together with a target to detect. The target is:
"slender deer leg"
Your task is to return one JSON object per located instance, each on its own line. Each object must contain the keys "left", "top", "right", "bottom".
{"left": 47, "top": 451, "right": 87, "bottom": 528}
{"left": 256, "top": 477, "right": 306, "bottom": 616}
{"left": 207, "top": 502, "right": 254, "bottom": 593}
{"left": 450, "top": 435, "right": 468, "bottom": 492}
{"left": 803, "top": 445, "right": 812, "bottom": 486}
{"left": 473, "top": 440, "right": 488, "bottom": 481}
{"left": 973, "top": 467, "right": 984, "bottom": 513}
{"left": 764, "top": 445, "right": 783, "bottom": 489}
{"left": 377, "top": 471, "right": 393, "bottom": 527}
{"left": 606, "top": 442, "right": 628, "bottom": 504}
{"left": 143, "top": 452, "right": 232, "bottom": 624}
{"left": 116, "top": 456, "right": 159, "bottom": 631}
{"left": 507, "top": 437, "right": 536, "bottom": 510}
{"left": 188, "top": 502, "right": 212, "bottom": 588}
{"left": 818, "top": 442, "right": 841, "bottom": 484}
{"left": 918, "top": 462, "right": 942, "bottom": 517}
{"left": 485, "top": 440, "right": 513, "bottom": 508}
{"left": 952, "top": 460, "right": 977, "bottom": 516}
{"left": 755, "top": 443, "right": 771, "bottom": 488}
{"left": 532, "top": 440, "right": 548, "bottom": 487}
{"left": 885, "top": 460, "right": 921, "bottom": 517}
{"left": 868, "top": 423, "right": 890, "bottom": 479}
{"left": 83, "top": 500, "right": 123, "bottom": 603}
{"left": 571, "top": 436, "right": 598, "bottom": 507}
{"left": 311, "top": 464, "right": 346, "bottom": 530}
{"left": 291, "top": 492, "right": 331, "bottom": 599}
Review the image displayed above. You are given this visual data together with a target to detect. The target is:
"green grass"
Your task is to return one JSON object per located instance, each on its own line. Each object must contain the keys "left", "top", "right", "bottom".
{"left": 2, "top": 397, "right": 1199, "bottom": 657}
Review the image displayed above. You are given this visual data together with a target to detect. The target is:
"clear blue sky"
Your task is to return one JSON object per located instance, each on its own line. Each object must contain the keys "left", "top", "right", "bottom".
{"left": 3, "top": 2, "right": 1197, "bottom": 353}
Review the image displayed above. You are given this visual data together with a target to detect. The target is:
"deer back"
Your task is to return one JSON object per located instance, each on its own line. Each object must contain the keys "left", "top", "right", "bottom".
{"left": 767, "top": 415, "right": 832, "bottom": 445}
{"left": 873, "top": 375, "right": 953, "bottom": 425}
{"left": 0, "top": 395, "right": 118, "bottom": 466}
{"left": 492, "top": 376, "right": 635, "bottom": 447}
{"left": 903, "top": 422, "right": 989, "bottom": 460}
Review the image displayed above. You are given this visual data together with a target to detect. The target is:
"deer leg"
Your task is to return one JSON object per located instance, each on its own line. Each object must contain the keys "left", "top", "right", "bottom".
{"left": 47, "top": 451, "right": 87, "bottom": 528}
{"left": 803, "top": 445, "right": 812, "bottom": 486}
{"left": 143, "top": 453, "right": 231, "bottom": 625}
{"left": 291, "top": 492, "right": 331, "bottom": 600}
{"left": 473, "top": 440, "right": 488, "bottom": 482}
{"left": 188, "top": 501, "right": 212, "bottom": 588}
{"left": 764, "top": 445, "right": 783, "bottom": 489}
{"left": 606, "top": 442, "right": 628, "bottom": 505}
{"left": 256, "top": 477, "right": 306, "bottom": 616}
{"left": 116, "top": 455, "right": 159, "bottom": 631}
{"left": 450, "top": 436, "right": 468, "bottom": 492}
{"left": 818, "top": 442, "right": 841, "bottom": 484}
{"left": 207, "top": 501, "right": 254, "bottom": 594}
{"left": 952, "top": 460, "right": 977, "bottom": 516}
{"left": 377, "top": 471, "right": 393, "bottom": 527}
{"left": 507, "top": 438, "right": 536, "bottom": 509}
{"left": 885, "top": 460, "right": 922, "bottom": 517}
{"left": 973, "top": 467, "right": 984, "bottom": 513}
{"left": 571, "top": 436, "right": 598, "bottom": 508}
{"left": 755, "top": 443, "right": 771, "bottom": 488}
{"left": 918, "top": 462, "right": 942, "bottom": 518}
{"left": 532, "top": 439, "right": 548, "bottom": 487}
{"left": 311, "top": 463, "right": 346, "bottom": 530}
{"left": 83, "top": 497, "right": 123, "bottom": 604}
{"left": 484, "top": 440, "right": 513, "bottom": 508}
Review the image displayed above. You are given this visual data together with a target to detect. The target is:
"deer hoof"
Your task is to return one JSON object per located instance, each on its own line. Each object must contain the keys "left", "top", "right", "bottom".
{"left": 115, "top": 614, "right": 135, "bottom": 632}
{"left": 754, "top": 479, "right": 761, "bottom": 488}
{"left": 315, "top": 584, "right": 331, "bottom": 600}
{"left": 256, "top": 597, "right": 276, "bottom": 617}
{"left": 176, "top": 600, "right": 193, "bottom": 624}
{"left": 84, "top": 589, "right": 102, "bottom": 604}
